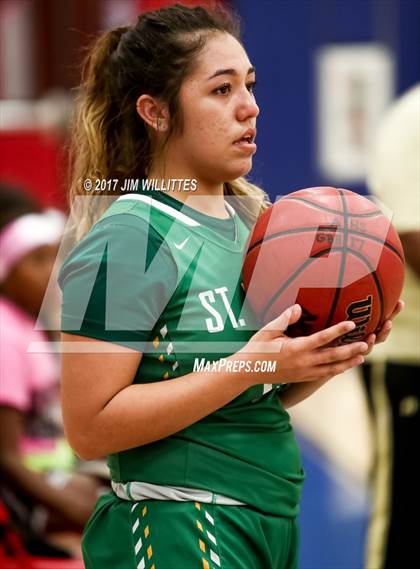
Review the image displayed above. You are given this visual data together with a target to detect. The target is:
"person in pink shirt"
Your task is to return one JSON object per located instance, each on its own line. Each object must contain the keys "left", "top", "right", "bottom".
{"left": 0, "top": 184, "right": 100, "bottom": 557}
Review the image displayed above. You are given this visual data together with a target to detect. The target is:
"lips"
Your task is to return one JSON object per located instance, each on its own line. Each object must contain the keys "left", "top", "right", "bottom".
{"left": 233, "top": 128, "right": 257, "bottom": 154}
{"left": 234, "top": 128, "right": 256, "bottom": 145}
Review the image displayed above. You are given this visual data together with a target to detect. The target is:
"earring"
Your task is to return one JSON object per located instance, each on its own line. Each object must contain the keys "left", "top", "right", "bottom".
{"left": 156, "top": 118, "right": 167, "bottom": 132}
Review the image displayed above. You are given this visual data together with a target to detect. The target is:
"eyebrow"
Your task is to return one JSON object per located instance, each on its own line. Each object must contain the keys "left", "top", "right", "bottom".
{"left": 207, "top": 66, "right": 256, "bottom": 80}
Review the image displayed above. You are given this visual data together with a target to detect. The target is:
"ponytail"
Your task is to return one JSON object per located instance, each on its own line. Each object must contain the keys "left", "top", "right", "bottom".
{"left": 68, "top": 26, "right": 148, "bottom": 241}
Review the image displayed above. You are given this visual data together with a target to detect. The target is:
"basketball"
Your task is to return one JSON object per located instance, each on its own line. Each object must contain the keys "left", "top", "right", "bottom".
{"left": 242, "top": 187, "right": 405, "bottom": 343}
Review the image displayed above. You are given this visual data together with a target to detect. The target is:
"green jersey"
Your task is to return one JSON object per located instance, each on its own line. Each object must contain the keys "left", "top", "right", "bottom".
{"left": 59, "top": 189, "right": 304, "bottom": 517}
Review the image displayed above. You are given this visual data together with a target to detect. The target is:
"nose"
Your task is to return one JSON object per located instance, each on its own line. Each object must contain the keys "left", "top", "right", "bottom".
{"left": 236, "top": 90, "right": 259, "bottom": 122}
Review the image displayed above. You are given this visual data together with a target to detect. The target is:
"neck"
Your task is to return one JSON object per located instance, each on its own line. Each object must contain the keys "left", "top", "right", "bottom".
{"left": 147, "top": 164, "right": 229, "bottom": 219}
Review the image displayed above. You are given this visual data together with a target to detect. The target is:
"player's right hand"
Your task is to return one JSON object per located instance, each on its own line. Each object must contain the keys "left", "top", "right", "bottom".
{"left": 240, "top": 304, "right": 369, "bottom": 384}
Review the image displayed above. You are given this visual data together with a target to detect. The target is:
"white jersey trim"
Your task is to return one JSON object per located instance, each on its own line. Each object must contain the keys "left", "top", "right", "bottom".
{"left": 224, "top": 201, "right": 236, "bottom": 217}
{"left": 112, "top": 480, "right": 247, "bottom": 506}
{"left": 117, "top": 193, "right": 201, "bottom": 227}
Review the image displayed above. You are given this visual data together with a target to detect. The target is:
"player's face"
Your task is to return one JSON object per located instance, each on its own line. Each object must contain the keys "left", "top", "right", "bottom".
{"left": 170, "top": 32, "right": 259, "bottom": 185}
{"left": 1, "top": 244, "right": 58, "bottom": 316}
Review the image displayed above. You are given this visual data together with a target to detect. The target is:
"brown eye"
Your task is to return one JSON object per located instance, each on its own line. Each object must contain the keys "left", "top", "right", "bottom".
{"left": 214, "top": 83, "right": 231, "bottom": 95}
{"left": 246, "top": 81, "right": 257, "bottom": 94}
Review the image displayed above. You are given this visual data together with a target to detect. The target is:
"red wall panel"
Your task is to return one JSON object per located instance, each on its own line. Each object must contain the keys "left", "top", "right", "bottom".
{"left": 0, "top": 131, "right": 67, "bottom": 210}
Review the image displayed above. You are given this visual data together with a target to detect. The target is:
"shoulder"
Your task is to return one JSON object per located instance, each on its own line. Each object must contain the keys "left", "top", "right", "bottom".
{"left": 58, "top": 200, "right": 180, "bottom": 345}
{"left": 59, "top": 207, "right": 175, "bottom": 286}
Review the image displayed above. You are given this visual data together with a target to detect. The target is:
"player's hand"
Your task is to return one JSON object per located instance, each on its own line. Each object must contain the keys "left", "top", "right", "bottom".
{"left": 241, "top": 304, "right": 368, "bottom": 384}
{"left": 364, "top": 299, "right": 404, "bottom": 354}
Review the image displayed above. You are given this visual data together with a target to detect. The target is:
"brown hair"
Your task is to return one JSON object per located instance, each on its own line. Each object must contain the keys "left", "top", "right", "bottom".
{"left": 69, "top": 3, "right": 269, "bottom": 240}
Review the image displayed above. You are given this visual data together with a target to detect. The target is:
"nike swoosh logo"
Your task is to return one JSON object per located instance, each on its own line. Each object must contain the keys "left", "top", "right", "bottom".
{"left": 174, "top": 237, "right": 190, "bottom": 250}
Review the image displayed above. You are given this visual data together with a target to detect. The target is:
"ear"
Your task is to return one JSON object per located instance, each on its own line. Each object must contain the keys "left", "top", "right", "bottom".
{"left": 136, "top": 94, "right": 169, "bottom": 132}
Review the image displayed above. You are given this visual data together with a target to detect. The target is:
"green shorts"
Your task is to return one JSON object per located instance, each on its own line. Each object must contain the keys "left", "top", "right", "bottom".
{"left": 82, "top": 492, "right": 299, "bottom": 569}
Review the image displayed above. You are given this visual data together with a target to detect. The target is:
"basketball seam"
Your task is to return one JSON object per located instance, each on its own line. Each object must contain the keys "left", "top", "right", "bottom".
{"left": 260, "top": 246, "right": 385, "bottom": 328}
{"left": 324, "top": 190, "right": 348, "bottom": 327}
{"left": 347, "top": 230, "right": 404, "bottom": 262}
{"left": 346, "top": 249, "right": 384, "bottom": 327}
{"left": 246, "top": 227, "right": 403, "bottom": 261}
{"left": 260, "top": 246, "right": 337, "bottom": 323}
{"left": 283, "top": 196, "right": 382, "bottom": 218}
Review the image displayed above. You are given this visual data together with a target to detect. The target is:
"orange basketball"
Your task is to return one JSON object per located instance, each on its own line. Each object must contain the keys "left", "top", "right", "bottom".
{"left": 242, "top": 187, "right": 405, "bottom": 343}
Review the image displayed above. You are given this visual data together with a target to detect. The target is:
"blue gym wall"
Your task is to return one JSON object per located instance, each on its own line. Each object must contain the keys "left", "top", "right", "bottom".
{"left": 235, "top": 0, "right": 420, "bottom": 199}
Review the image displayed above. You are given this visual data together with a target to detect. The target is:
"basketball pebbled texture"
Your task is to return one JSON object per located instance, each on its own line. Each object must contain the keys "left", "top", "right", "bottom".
{"left": 242, "top": 187, "right": 405, "bottom": 344}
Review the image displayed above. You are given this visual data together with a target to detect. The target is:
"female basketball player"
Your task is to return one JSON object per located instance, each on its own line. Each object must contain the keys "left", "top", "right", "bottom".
{"left": 59, "top": 5, "right": 401, "bottom": 568}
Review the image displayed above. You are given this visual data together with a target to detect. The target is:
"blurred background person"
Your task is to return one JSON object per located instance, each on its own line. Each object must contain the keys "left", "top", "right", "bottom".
{"left": 361, "top": 84, "right": 420, "bottom": 569}
{"left": 0, "top": 184, "right": 101, "bottom": 559}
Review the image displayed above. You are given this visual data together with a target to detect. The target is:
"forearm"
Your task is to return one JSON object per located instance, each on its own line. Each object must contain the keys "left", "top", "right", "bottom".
{"left": 63, "top": 318, "right": 368, "bottom": 459}
{"left": 71, "top": 353, "right": 260, "bottom": 460}
{"left": 0, "top": 456, "right": 81, "bottom": 523}
{"left": 278, "top": 378, "right": 329, "bottom": 409}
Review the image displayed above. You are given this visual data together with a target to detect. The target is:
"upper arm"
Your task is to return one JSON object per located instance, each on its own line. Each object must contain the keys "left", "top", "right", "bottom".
{"left": 60, "top": 332, "right": 142, "bottom": 456}
{"left": 0, "top": 406, "right": 25, "bottom": 466}
{"left": 0, "top": 324, "right": 29, "bottom": 466}
{"left": 58, "top": 215, "right": 177, "bottom": 456}
{"left": 399, "top": 230, "right": 420, "bottom": 278}
{"left": 59, "top": 216, "right": 177, "bottom": 349}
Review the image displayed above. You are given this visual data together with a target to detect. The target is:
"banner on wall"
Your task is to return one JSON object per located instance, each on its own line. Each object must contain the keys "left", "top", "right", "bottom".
{"left": 316, "top": 44, "right": 395, "bottom": 183}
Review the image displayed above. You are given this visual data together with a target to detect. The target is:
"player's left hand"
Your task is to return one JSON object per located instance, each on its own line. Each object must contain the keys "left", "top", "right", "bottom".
{"left": 365, "top": 299, "right": 404, "bottom": 354}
